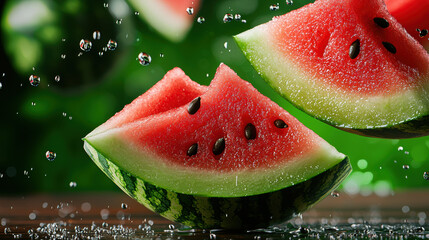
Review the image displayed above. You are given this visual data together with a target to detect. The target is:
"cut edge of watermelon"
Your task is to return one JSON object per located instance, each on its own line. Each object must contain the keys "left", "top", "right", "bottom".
{"left": 128, "top": 0, "right": 193, "bottom": 42}
{"left": 233, "top": 26, "right": 429, "bottom": 131}
{"left": 83, "top": 130, "right": 346, "bottom": 197}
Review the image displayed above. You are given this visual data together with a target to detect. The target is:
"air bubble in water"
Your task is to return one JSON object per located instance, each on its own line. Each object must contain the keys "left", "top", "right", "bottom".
{"left": 45, "top": 151, "right": 56, "bottom": 161}
{"left": 54, "top": 75, "right": 60, "bottom": 82}
{"left": 69, "top": 181, "right": 77, "bottom": 188}
{"left": 107, "top": 40, "right": 117, "bottom": 51}
{"left": 186, "top": 7, "right": 194, "bottom": 15}
{"left": 197, "top": 16, "right": 205, "bottom": 24}
{"left": 270, "top": 4, "right": 280, "bottom": 11}
{"left": 79, "top": 39, "right": 92, "bottom": 52}
{"left": 92, "top": 31, "right": 101, "bottom": 40}
{"left": 423, "top": 172, "right": 429, "bottom": 180}
{"left": 223, "top": 14, "right": 233, "bottom": 23}
{"left": 121, "top": 203, "right": 128, "bottom": 209}
{"left": 29, "top": 75, "right": 40, "bottom": 86}
{"left": 286, "top": 0, "right": 293, "bottom": 5}
{"left": 138, "top": 52, "right": 151, "bottom": 66}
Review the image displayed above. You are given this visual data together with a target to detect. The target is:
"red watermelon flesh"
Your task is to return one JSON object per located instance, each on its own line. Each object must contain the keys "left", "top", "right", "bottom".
{"left": 85, "top": 64, "right": 345, "bottom": 197}
{"left": 89, "top": 68, "right": 207, "bottom": 137}
{"left": 385, "top": 0, "right": 429, "bottom": 50}
{"left": 234, "top": 0, "right": 429, "bottom": 134}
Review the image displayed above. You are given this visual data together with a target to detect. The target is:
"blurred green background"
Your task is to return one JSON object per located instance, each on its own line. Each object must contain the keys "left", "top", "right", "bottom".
{"left": 0, "top": 0, "right": 428, "bottom": 195}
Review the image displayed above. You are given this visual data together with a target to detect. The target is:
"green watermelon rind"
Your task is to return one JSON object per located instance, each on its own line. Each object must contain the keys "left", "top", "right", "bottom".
{"left": 84, "top": 141, "right": 351, "bottom": 229}
{"left": 233, "top": 31, "right": 429, "bottom": 139}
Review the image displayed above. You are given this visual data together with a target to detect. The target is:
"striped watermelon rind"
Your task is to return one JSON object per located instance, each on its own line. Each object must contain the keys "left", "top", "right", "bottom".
{"left": 84, "top": 141, "right": 351, "bottom": 229}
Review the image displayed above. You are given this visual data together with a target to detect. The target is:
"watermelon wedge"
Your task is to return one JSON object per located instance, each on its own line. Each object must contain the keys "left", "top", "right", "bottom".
{"left": 127, "top": 0, "right": 200, "bottom": 42}
{"left": 83, "top": 64, "right": 351, "bottom": 229}
{"left": 384, "top": 0, "right": 429, "bottom": 50}
{"left": 234, "top": 0, "right": 429, "bottom": 138}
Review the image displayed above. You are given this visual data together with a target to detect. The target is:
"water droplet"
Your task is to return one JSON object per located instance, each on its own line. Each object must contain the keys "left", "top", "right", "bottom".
{"left": 103, "top": 3, "right": 109, "bottom": 8}
{"left": 29, "top": 213, "right": 36, "bottom": 220}
{"left": 0, "top": 82, "right": 2, "bottom": 89}
{"left": 31, "top": 102, "right": 36, "bottom": 106}
{"left": 45, "top": 151, "right": 56, "bottom": 161}
{"left": 107, "top": 40, "right": 117, "bottom": 51}
{"left": 24, "top": 170, "right": 29, "bottom": 175}
{"left": 402, "top": 205, "right": 410, "bottom": 213}
{"left": 121, "top": 203, "right": 128, "bottom": 209}
{"left": 234, "top": 14, "right": 241, "bottom": 21}
{"left": 62, "top": 112, "right": 67, "bottom": 117}
{"left": 398, "top": 146, "right": 403, "bottom": 151}
{"left": 2, "top": 73, "right": 5, "bottom": 77}
{"left": 210, "top": 233, "right": 216, "bottom": 239}
{"left": 134, "top": 11, "right": 140, "bottom": 15}
{"left": 197, "top": 16, "right": 205, "bottom": 24}
{"left": 331, "top": 191, "right": 340, "bottom": 197}
{"left": 61, "top": 54, "right": 66, "bottom": 59}
{"left": 116, "top": 19, "right": 122, "bottom": 24}
{"left": 138, "top": 52, "right": 151, "bottom": 66}
{"left": 29, "top": 75, "right": 40, "bottom": 86}
{"left": 160, "top": 53, "right": 164, "bottom": 58}
{"left": 99, "top": 52, "right": 104, "bottom": 56}
{"left": 79, "top": 39, "right": 92, "bottom": 52}
{"left": 423, "top": 172, "right": 429, "bottom": 180}
{"left": 168, "top": 224, "right": 175, "bottom": 230}
{"left": 69, "top": 181, "right": 77, "bottom": 188}
{"left": 103, "top": 47, "right": 108, "bottom": 52}
{"left": 92, "top": 31, "right": 101, "bottom": 40}
{"left": 286, "top": 0, "right": 293, "bottom": 5}
{"left": 223, "top": 13, "right": 233, "bottom": 23}
{"left": 270, "top": 4, "right": 280, "bottom": 11}
{"left": 403, "top": 165, "right": 410, "bottom": 170}
{"left": 186, "top": 7, "right": 194, "bottom": 15}
{"left": 54, "top": 75, "right": 60, "bottom": 82}
{"left": 224, "top": 42, "right": 228, "bottom": 49}
{"left": 102, "top": 222, "right": 108, "bottom": 228}
{"left": 69, "top": 116, "right": 73, "bottom": 120}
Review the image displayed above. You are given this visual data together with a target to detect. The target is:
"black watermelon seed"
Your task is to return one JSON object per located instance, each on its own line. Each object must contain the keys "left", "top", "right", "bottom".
{"left": 274, "top": 119, "right": 288, "bottom": 128}
{"left": 373, "top": 17, "right": 389, "bottom": 28}
{"left": 187, "top": 143, "right": 198, "bottom": 156}
{"left": 244, "top": 123, "right": 257, "bottom": 140}
{"left": 349, "top": 39, "right": 360, "bottom": 59}
{"left": 382, "top": 41, "right": 397, "bottom": 54}
{"left": 187, "top": 97, "right": 201, "bottom": 115}
{"left": 419, "top": 29, "right": 428, "bottom": 38}
{"left": 212, "top": 137, "right": 225, "bottom": 156}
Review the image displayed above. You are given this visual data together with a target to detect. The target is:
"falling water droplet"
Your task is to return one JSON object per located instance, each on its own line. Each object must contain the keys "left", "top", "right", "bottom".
{"left": 115, "top": 19, "right": 122, "bottom": 24}
{"left": 197, "top": 16, "right": 205, "bottom": 24}
{"left": 286, "top": 0, "right": 294, "bottom": 5}
{"left": 69, "top": 181, "right": 77, "bottom": 188}
{"left": 186, "top": 7, "right": 194, "bottom": 15}
{"left": 107, "top": 40, "right": 117, "bottom": 51}
{"left": 234, "top": 14, "right": 241, "bottom": 21}
{"left": 62, "top": 112, "right": 67, "bottom": 117}
{"left": 92, "top": 31, "right": 101, "bottom": 40}
{"left": 103, "top": 3, "right": 109, "bottom": 8}
{"left": 99, "top": 52, "right": 104, "bottom": 56}
{"left": 160, "top": 53, "right": 164, "bottom": 58}
{"left": 398, "top": 146, "right": 403, "bottom": 151}
{"left": 223, "top": 13, "right": 233, "bottom": 23}
{"left": 45, "top": 151, "right": 56, "bottom": 161}
{"left": 29, "top": 75, "right": 40, "bottom": 86}
{"left": 403, "top": 165, "right": 410, "bottom": 170}
{"left": 61, "top": 54, "right": 66, "bottom": 59}
{"left": 224, "top": 42, "right": 228, "bottom": 49}
{"left": 54, "top": 75, "right": 60, "bottom": 82}
{"left": 331, "top": 191, "right": 340, "bottom": 197}
{"left": 79, "top": 39, "right": 92, "bottom": 52}
{"left": 31, "top": 102, "right": 36, "bottom": 106}
{"left": 134, "top": 11, "right": 140, "bottom": 15}
{"left": 168, "top": 224, "right": 175, "bottom": 230}
{"left": 137, "top": 52, "right": 151, "bottom": 66}
{"left": 423, "top": 172, "right": 429, "bottom": 180}
{"left": 0, "top": 82, "right": 2, "bottom": 89}
{"left": 270, "top": 4, "right": 280, "bottom": 11}
{"left": 121, "top": 203, "right": 128, "bottom": 209}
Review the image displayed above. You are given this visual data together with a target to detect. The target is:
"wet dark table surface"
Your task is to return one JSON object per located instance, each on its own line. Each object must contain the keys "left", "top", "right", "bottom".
{"left": 0, "top": 191, "right": 428, "bottom": 239}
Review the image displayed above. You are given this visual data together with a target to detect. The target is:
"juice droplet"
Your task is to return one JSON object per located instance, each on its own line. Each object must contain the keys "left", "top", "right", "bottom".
{"left": 92, "top": 31, "right": 101, "bottom": 40}
{"left": 138, "top": 52, "right": 151, "bottom": 66}
{"left": 45, "top": 151, "right": 56, "bottom": 161}
{"left": 186, "top": 7, "right": 194, "bottom": 15}
{"left": 29, "top": 75, "right": 40, "bottom": 87}
{"left": 107, "top": 40, "right": 117, "bottom": 51}
{"left": 197, "top": 16, "right": 205, "bottom": 24}
{"left": 79, "top": 39, "right": 92, "bottom": 52}
{"left": 223, "top": 14, "right": 233, "bottom": 23}
{"left": 270, "top": 4, "right": 280, "bottom": 11}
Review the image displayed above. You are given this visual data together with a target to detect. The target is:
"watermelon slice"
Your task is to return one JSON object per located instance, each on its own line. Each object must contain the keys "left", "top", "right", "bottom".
{"left": 83, "top": 64, "right": 351, "bottom": 229}
{"left": 384, "top": 0, "right": 429, "bottom": 50}
{"left": 127, "top": 0, "right": 200, "bottom": 42}
{"left": 234, "top": 0, "right": 429, "bottom": 138}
